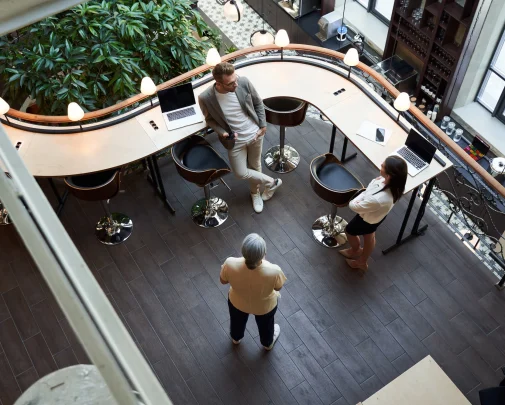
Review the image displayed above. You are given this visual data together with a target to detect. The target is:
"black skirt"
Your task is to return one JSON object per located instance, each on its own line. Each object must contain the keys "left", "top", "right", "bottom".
{"left": 345, "top": 214, "right": 386, "bottom": 236}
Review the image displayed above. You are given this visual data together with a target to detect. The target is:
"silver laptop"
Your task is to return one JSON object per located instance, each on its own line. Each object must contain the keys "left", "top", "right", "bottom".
{"left": 391, "top": 129, "right": 437, "bottom": 176}
{"left": 158, "top": 83, "right": 203, "bottom": 130}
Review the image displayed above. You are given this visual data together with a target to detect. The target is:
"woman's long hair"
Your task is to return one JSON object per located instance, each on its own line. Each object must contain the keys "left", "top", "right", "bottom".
{"left": 382, "top": 156, "right": 408, "bottom": 203}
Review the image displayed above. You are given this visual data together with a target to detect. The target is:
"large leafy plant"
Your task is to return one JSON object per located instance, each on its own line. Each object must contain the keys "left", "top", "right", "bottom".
{"left": 0, "top": 0, "right": 221, "bottom": 115}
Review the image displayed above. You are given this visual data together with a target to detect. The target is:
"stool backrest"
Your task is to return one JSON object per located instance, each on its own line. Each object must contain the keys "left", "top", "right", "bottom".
{"left": 172, "top": 135, "right": 230, "bottom": 187}
{"left": 64, "top": 169, "right": 120, "bottom": 202}
{"left": 310, "top": 153, "right": 364, "bottom": 207}
{"left": 263, "top": 97, "right": 308, "bottom": 127}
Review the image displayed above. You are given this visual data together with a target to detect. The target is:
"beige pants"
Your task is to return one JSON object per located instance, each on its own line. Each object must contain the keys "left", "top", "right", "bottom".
{"left": 228, "top": 137, "right": 274, "bottom": 194}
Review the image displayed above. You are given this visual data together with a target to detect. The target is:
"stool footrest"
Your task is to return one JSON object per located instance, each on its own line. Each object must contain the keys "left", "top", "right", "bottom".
{"left": 192, "top": 197, "right": 228, "bottom": 228}
{"left": 311, "top": 214, "right": 348, "bottom": 248}
{"left": 96, "top": 213, "right": 133, "bottom": 245}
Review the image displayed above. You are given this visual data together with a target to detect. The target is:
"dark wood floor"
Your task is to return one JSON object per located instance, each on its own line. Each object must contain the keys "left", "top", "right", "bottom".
{"left": 1, "top": 118, "right": 505, "bottom": 405}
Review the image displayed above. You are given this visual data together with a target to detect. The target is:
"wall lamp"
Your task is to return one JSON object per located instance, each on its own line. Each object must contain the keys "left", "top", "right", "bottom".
{"left": 394, "top": 92, "right": 411, "bottom": 122}
{"left": 343, "top": 48, "right": 359, "bottom": 78}
{"left": 275, "top": 29, "right": 290, "bottom": 61}
{"left": 68, "top": 102, "right": 85, "bottom": 130}
{"left": 140, "top": 77, "right": 157, "bottom": 106}
{"left": 0, "top": 97, "right": 10, "bottom": 123}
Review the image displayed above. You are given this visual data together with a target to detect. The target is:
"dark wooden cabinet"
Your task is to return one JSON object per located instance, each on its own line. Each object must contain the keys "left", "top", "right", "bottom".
{"left": 383, "top": 0, "right": 489, "bottom": 116}
{"left": 263, "top": 0, "right": 277, "bottom": 28}
{"left": 247, "top": 0, "right": 262, "bottom": 14}
{"left": 276, "top": 6, "right": 293, "bottom": 33}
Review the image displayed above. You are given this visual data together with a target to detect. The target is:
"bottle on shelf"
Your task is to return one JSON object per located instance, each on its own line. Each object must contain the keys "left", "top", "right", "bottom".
{"left": 432, "top": 103, "right": 439, "bottom": 122}
{"left": 427, "top": 110, "right": 433, "bottom": 120}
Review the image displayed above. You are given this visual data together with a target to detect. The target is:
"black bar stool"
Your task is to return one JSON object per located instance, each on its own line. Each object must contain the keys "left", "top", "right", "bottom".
{"left": 263, "top": 97, "right": 308, "bottom": 173}
{"left": 310, "top": 153, "right": 364, "bottom": 248}
{"left": 64, "top": 169, "right": 132, "bottom": 245}
{"left": 172, "top": 135, "right": 231, "bottom": 228}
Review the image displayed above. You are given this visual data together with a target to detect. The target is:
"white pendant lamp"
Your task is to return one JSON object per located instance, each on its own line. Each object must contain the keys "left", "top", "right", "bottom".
{"left": 250, "top": 30, "right": 275, "bottom": 47}
{"left": 394, "top": 92, "right": 411, "bottom": 122}
{"left": 140, "top": 77, "right": 157, "bottom": 106}
{"left": 68, "top": 102, "right": 84, "bottom": 130}
{"left": 206, "top": 48, "right": 222, "bottom": 67}
{"left": 343, "top": 48, "right": 359, "bottom": 78}
{"left": 0, "top": 97, "right": 10, "bottom": 122}
{"left": 223, "top": 0, "right": 243, "bottom": 22}
{"left": 250, "top": 13, "right": 275, "bottom": 47}
{"left": 275, "top": 29, "right": 290, "bottom": 60}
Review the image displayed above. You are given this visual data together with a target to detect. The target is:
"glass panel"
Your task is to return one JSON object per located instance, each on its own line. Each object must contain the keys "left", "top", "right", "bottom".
{"left": 477, "top": 71, "right": 505, "bottom": 111}
{"left": 357, "top": 0, "right": 369, "bottom": 7}
{"left": 373, "top": 0, "right": 394, "bottom": 21}
{"left": 491, "top": 31, "right": 505, "bottom": 78}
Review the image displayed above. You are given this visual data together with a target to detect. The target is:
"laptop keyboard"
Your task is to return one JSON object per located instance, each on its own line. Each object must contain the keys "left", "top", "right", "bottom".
{"left": 397, "top": 146, "right": 426, "bottom": 170}
{"left": 167, "top": 107, "right": 196, "bottom": 121}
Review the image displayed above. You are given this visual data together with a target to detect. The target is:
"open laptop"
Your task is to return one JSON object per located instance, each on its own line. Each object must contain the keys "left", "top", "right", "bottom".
{"left": 391, "top": 129, "right": 437, "bottom": 176}
{"left": 157, "top": 83, "right": 203, "bottom": 130}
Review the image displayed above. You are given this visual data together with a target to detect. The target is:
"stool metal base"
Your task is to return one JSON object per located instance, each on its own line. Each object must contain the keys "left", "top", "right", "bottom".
{"left": 312, "top": 214, "right": 348, "bottom": 248}
{"left": 264, "top": 145, "right": 300, "bottom": 173}
{"left": 96, "top": 213, "right": 133, "bottom": 245}
{"left": 192, "top": 197, "right": 229, "bottom": 228}
{"left": 0, "top": 202, "right": 11, "bottom": 225}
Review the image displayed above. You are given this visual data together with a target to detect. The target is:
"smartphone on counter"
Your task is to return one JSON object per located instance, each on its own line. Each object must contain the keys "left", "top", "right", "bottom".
{"left": 376, "top": 128, "right": 385, "bottom": 143}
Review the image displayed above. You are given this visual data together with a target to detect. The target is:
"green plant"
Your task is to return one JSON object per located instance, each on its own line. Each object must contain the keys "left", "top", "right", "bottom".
{"left": 0, "top": 0, "right": 221, "bottom": 115}
{"left": 225, "top": 45, "right": 239, "bottom": 54}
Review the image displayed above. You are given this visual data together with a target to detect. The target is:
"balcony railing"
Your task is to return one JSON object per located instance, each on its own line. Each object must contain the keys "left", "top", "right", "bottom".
{"left": 2, "top": 44, "right": 504, "bottom": 287}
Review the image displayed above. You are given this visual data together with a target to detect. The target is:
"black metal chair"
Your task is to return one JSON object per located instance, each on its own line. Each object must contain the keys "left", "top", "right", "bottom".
{"left": 172, "top": 135, "right": 231, "bottom": 228}
{"left": 310, "top": 153, "right": 364, "bottom": 248}
{"left": 263, "top": 97, "right": 308, "bottom": 173}
{"left": 64, "top": 169, "right": 132, "bottom": 245}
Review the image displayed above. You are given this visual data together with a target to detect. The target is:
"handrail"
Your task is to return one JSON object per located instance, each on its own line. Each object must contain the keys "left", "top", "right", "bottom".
{"left": 4, "top": 44, "right": 505, "bottom": 199}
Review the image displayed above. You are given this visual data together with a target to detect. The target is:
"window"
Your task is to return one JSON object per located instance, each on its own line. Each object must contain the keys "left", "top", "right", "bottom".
{"left": 372, "top": 0, "right": 395, "bottom": 22}
{"left": 477, "top": 26, "right": 505, "bottom": 123}
{"left": 353, "top": 0, "right": 394, "bottom": 24}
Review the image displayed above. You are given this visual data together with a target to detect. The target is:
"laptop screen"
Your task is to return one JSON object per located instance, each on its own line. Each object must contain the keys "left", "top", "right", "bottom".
{"left": 405, "top": 129, "right": 437, "bottom": 163}
{"left": 158, "top": 83, "right": 195, "bottom": 113}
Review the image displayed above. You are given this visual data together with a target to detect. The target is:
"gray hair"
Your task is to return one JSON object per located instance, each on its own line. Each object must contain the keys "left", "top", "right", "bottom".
{"left": 242, "top": 233, "right": 266, "bottom": 269}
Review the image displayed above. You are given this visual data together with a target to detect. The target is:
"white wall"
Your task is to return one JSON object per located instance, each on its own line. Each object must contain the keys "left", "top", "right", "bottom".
{"left": 333, "top": 0, "right": 389, "bottom": 55}
{"left": 454, "top": 0, "right": 505, "bottom": 109}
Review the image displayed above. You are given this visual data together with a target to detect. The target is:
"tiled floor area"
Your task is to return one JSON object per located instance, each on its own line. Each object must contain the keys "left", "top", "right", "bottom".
{"left": 1, "top": 118, "right": 505, "bottom": 405}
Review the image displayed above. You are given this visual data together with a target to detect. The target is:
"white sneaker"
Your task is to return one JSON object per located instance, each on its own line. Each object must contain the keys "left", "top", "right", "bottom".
{"left": 262, "top": 179, "right": 282, "bottom": 201}
{"left": 251, "top": 192, "right": 264, "bottom": 213}
{"left": 264, "top": 324, "right": 280, "bottom": 351}
{"left": 232, "top": 338, "right": 241, "bottom": 345}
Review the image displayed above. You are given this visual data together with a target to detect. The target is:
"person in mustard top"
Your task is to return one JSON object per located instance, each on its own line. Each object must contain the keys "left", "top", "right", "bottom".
{"left": 220, "top": 233, "right": 287, "bottom": 350}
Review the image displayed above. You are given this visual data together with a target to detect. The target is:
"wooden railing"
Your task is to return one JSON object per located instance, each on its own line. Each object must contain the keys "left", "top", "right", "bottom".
{"left": 4, "top": 44, "right": 505, "bottom": 199}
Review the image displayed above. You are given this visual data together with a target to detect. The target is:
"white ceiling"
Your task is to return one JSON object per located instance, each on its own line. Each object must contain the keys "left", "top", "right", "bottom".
{"left": 0, "top": 0, "right": 87, "bottom": 35}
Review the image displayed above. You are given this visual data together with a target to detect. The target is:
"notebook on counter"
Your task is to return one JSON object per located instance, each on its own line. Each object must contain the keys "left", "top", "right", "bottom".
{"left": 356, "top": 121, "right": 392, "bottom": 146}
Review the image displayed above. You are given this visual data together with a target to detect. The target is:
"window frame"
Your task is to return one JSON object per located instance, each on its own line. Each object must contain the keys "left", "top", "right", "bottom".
{"left": 476, "top": 25, "right": 505, "bottom": 125}
{"left": 370, "top": 0, "right": 394, "bottom": 25}
{"left": 353, "top": 0, "right": 393, "bottom": 25}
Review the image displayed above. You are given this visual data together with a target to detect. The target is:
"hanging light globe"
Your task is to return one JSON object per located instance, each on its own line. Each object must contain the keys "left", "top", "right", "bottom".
{"left": 250, "top": 30, "right": 275, "bottom": 47}
{"left": 223, "top": 0, "right": 244, "bottom": 22}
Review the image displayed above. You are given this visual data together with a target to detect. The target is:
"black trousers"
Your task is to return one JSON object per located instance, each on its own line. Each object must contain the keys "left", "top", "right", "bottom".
{"left": 228, "top": 299, "right": 277, "bottom": 347}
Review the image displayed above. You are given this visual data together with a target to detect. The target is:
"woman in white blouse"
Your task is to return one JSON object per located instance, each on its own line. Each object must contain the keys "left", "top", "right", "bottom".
{"left": 339, "top": 156, "right": 408, "bottom": 273}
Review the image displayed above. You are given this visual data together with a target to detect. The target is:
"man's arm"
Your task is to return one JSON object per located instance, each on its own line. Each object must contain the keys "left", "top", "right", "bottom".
{"left": 198, "top": 96, "right": 228, "bottom": 137}
{"left": 246, "top": 78, "right": 267, "bottom": 129}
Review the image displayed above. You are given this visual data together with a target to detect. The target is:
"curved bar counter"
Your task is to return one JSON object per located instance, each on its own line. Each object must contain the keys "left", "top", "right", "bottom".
{"left": 3, "top": 52, "right": 452, "bottom": 196}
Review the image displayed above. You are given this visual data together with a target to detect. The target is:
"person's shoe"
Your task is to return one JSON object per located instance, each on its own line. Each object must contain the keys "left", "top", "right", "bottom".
{"left": 339, "top": 248, "right": 363, "bottom": 259}
{"left": 232, "top": 338, "right": 241, "bottom": 345}
{"left": 264, "top": 324, "right": 280, "bottom": 351}
{"left": 251, "top": 192, "right": 264, "bottom": 213}
{"left": 262, "top": 179, "right": 283, "bottom": 201}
